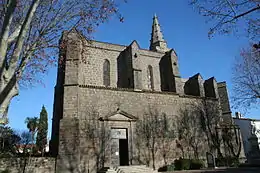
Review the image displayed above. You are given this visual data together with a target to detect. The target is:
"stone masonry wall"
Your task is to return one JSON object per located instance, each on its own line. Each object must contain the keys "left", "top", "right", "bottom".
{"left": 217, "top": 82, "right": 232, "bottom": 122}
{"left": 78, "top": 86, "right": 187, "bottom": 118}
{"left": 0, "top": 157, "right": 56, "bottom": 173}
{"left": 76, "top": 86, "right": 216, "bottom": 168}
{"left": 79, "top": 40, "right": 165, "bottom": 91}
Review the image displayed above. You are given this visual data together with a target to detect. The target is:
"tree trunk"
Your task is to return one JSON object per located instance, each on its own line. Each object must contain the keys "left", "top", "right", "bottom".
{"left": 22, "top": 157, "right": 27, "bottom": 173}
{"left": 162, "top": 140, "right": 167, "bottom": 165}
{"left": 151, "top": 148, "right": 155, "bottom": 170}
{"left": 30, "top": 131, "right": 35, "bottom": 157}
{"left": 41, "top": 147, "right": 44, "bottom": 157}
{"left": 0, "top": 0, "right": 17, "bottom": 73}
{"left": 0, "top": 0, "right": 40, "bottom": 123}
{"left": 151, "top": 138, "right": 156, "bottom": 170}
{"left": 145, "top": 141, "right": 150, "bottom": 167}
{"left": 163, "top": 153, "right": 167, "bottom": 166}
{"left": 2, "top": 138, "right": 4, "bottom": 150}
{"left": 0, "top": 74, "right": 18, "bottom": 123}
{"left": 194, "top": 146, "right": 199, "bottom": 159}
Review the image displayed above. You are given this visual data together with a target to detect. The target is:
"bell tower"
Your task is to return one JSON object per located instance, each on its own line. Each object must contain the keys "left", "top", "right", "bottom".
{"left": 150, "top": 14, "right": 169, "bottom": 52}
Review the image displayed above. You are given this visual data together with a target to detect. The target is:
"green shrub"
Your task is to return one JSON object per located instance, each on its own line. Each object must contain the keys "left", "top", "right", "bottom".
{"left": 158, "top": 163, "right": 175, "bottom": 172}
{"left": 215, "top": 157, "right": 224, "bottom": 167}
{"left": 181, "top": 159, "right": 191, "bottom": 170}
{"left": 1, "top": 169, "right": 11, "bottom": 173}
{"left": 174, "top": 158, "right": 203, "bottom": 170}
{"left": 174, "top": 159, "right": 182, "bottom": 170}
{"left": 158, "top": 165, "right": 167, "bottom": 172}
{"left": 215, "top": 156, "right": 239, "bottom": 167}
{"left": 174, "top": 158, "right": 190, "bottom": 170}
{"left": 167, "top": 164, "right": 175, "bottom": 171}
{"left": 230, "top": 157, "right": 239, "bottom": 167}
{"left": 190, "top": 159, "right": 204, "bottom": 170}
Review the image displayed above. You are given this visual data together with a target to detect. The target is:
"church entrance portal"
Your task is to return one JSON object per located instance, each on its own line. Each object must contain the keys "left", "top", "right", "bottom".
{"left": 119, "top": 138, "right": 129, "bottom": 165}
{"left": 111, "top": 128, "right": 129, "bottom": 166}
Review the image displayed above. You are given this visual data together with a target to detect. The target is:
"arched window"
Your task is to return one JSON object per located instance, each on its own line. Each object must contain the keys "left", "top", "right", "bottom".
{"left": 147, "top": 65, "right": 154, "bottom": 90}
{"left": 103, "top": 59, "right": 110, "bottom": 87}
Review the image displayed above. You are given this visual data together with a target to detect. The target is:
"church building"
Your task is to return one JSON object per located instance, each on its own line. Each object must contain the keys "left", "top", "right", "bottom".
{"left": 50, "top": 15, "right": 233, "bottom": 172}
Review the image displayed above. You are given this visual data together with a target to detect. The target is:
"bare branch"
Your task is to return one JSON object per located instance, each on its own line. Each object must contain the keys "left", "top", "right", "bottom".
{"left": 223, "top": 5, "right": 260, "bottom": 24}
{"left": 7, "top": 23, "right": 22, "bottom": 44}
{"left": 224, "top": 0, "right": 237, "bottom": 16}
{"left": 8, "top": 0, "right": 40, "bottom": 76}
{"left": 0, "top": 0, "right": 125, "bottom": 122}
{"left": 232, "top": 44, "right": 260, "bottom": 110}
{"left": 190, "top": 0, "right": 260, "bottom": 39}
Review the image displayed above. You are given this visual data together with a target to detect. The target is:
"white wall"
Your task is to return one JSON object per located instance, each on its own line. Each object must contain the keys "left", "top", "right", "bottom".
{"left": 233, "top": 117, "right": 260, "bottom": 159}
{"left": 253, "top": 120, "right": 260, "bottom": 145}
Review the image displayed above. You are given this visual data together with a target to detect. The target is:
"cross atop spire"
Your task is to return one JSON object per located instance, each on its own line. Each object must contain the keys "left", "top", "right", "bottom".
{"left": 150, "top": 14, "right": 168, "bottom": 52}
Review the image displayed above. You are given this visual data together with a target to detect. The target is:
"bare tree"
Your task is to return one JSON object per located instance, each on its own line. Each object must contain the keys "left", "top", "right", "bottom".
{"left": 220, "top": 124, "right": 242, "bottom": 163}
{"left": 135, "top": 108, "right": 175, "bottom": 169}
{"left": 189, "top": 1, "right": 259, "bottom": 110}
{"left": 177, "top": 105, "right": 205, "bottom": 159}
{"left": 188, "top": 99, "right": 242, "bottom": 164}
{"left": 232, "top": 44, "right": 260, "bottom": 110}
{"left": 12, "top": 130, "right": 33, "bottom": 173}
{"left": 158, "top": 113, "right": 176, "bottom": 165}
{"left": 135, "top": 108, "right": 160, "bottom": 170}
{"left": 81, "top": 109, "right": 111, "bottom": 172}
{"left": 58, "top": 108, "right": 112, "bottom": 173}
{"left": 0, "top": 0, "right": 125, "bottom": 123}
{"left": 0, "top": 129, "right": 35, "bottom": 173}
{"left": 18, "top": 131, "right": 33, "bottom": 173}
{"left": 135, "top": 117, "right": 151, "bottom": 167}
{"left": 194, "top": 99, "right": 224, "bottom": 159}
{"left": 189, "top": 0, "right": 260, "bottom": 39}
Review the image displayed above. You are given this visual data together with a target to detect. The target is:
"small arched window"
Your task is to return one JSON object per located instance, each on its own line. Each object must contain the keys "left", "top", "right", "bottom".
{"left": 103, "top": 59, "right": 110, "bottom": 87}
{"left": 147, "top": 65, "right": 154, "bottom": 90}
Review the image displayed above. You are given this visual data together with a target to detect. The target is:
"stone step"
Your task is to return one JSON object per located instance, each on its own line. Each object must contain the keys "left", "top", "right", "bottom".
{"left": 99, "top": 165, "right": 158, "bottom": 173}
{"left": 98, "top": 167, "right": 117, "bottom": 173}
{"left": 114, "top": 165, "right": 158, "bottom": 173}
{"left": 98, "top": 170, "right": 116, "bottom": 173}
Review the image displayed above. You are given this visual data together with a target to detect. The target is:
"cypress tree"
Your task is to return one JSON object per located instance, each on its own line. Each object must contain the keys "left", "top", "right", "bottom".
{"left": 36, "top": 105, "right": 48, "bottom": 155}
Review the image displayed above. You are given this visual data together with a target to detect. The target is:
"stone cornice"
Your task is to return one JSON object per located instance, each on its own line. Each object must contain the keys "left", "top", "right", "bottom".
{"left": 66, "top": 58, "right": 79, "bottom": 61}
{"left": 63, "top": 84, "right": 79, "bottom": 87}
{"left": 180, "top": 94, "right": 218, "bottom": 101}
{"left": 222, "top": 111, "right": 232, "bottom": 114}
{"left": 62, "top": 84, "right": 218, "bottom": 101}
{"left": 78, "top": 84, "right": 179, "bottom": 95}
{"left": 217, "top": 81, "right": 227, "bottom": 88}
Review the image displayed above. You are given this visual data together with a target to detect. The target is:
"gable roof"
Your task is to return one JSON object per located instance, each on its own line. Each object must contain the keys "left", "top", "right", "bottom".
{"left": 100, "top": 109, "right": 138, "bottom": 121}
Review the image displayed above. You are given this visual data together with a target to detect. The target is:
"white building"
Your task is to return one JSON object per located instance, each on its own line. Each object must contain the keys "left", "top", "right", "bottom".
{"left": 233, "top": 112, "right": 260, "bottom": 160}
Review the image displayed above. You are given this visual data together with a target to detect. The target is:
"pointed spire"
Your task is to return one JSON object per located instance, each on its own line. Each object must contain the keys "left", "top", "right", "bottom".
{"left": 151, "top": 14, "right": 164, "bottom": 43}
{"left": 150, "top": 14, "right": 168, "bottom": 52}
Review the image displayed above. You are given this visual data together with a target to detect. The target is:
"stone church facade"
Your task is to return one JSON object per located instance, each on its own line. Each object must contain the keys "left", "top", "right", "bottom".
{"left": 50, "top": 15, "right": 233, "bottom": 172}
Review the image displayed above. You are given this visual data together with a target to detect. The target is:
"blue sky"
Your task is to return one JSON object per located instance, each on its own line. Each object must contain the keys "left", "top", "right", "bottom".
{"left": 7, "top": 0, "right": 259, "bottom": 137}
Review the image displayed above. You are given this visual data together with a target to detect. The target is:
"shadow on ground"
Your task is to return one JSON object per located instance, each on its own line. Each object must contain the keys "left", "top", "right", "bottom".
{"left": 170, "top": 167, "right": 260, "bottom": 173}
